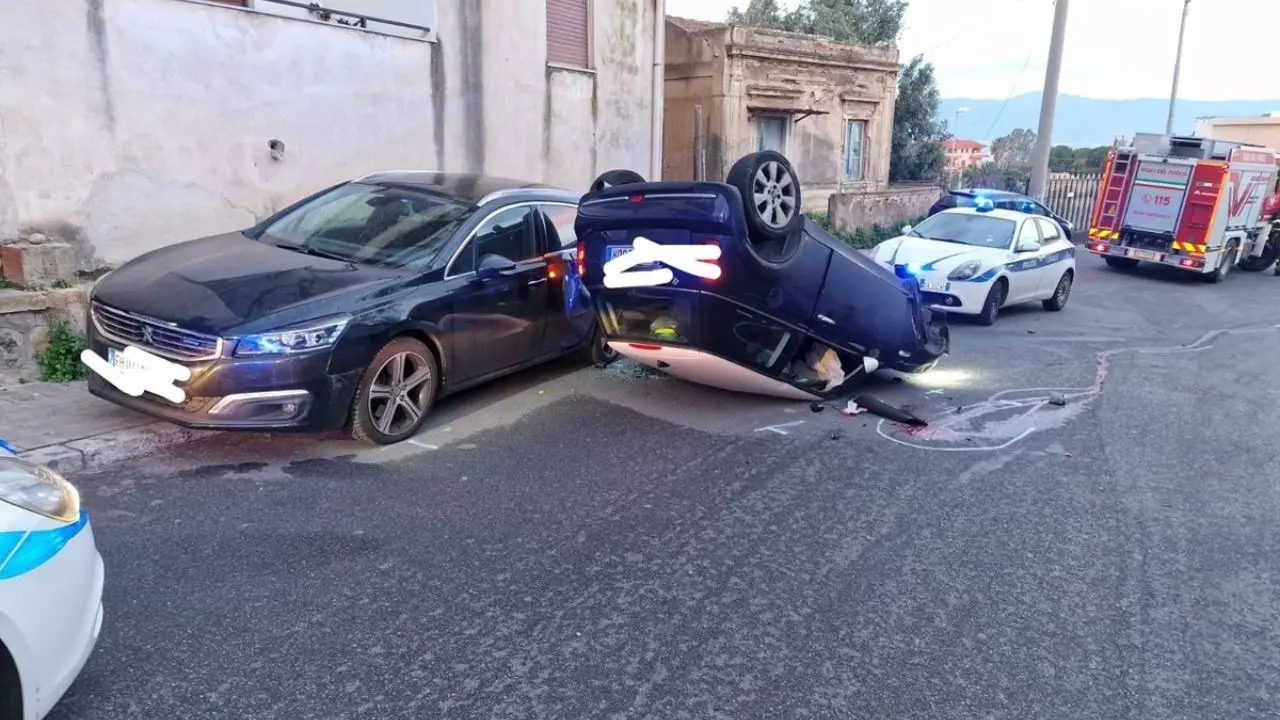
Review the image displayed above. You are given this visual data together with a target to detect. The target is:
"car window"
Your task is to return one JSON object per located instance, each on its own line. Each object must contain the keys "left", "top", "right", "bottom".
{"left": 909, "top": 212, "right": 1017, "bottom": 249}
{"left": 539, "top": 204, "right": 579, "bottom": 248}
{"left": 449, "top": 205, "right": 537, "bottom": 276}
{"left": 1017, "top": 219, "right": 1043, "bottom": 247}
{"left": 258, "top": 182, "right": 473, "bottom": 268}
{"left": 1035, "top": 217, "right": 1062, "bottom": 242}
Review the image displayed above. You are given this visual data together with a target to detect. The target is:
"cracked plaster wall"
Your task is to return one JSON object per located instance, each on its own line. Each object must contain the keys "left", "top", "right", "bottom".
{"left": 0, "top": 0, "right": 656, "bottom": 268}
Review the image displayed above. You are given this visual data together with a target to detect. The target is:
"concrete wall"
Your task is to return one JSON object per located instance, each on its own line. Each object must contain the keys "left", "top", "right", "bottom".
{"left": 1194, "top": 118, "right": 1280, "bottom": 150}
{"left": 0, "top": 0, "right": 657, "bottom": 268}
{"left": 662, "top": 20, "right": 897, "bottom": 195}
{"left": 827, "top": 184, "right": 940, "bottom": 233}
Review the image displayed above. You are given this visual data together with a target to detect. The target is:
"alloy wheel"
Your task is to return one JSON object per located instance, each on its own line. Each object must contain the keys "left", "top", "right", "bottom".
{"left": 752, "top": 161, "right": 797, "bottom": 229}
{"left": 367, "top": 351, "right": 433, "bottom": 437}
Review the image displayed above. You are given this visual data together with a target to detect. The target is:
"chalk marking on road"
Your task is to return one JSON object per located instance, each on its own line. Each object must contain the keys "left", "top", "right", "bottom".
{"left": 755, "top": 420, "right": 805, "bottom": 435}
{"left": 879, "top": 323, "right": 1280, "bottom": 452}
{"left": 406, "top": 439, "right": 439, "bottom": 450}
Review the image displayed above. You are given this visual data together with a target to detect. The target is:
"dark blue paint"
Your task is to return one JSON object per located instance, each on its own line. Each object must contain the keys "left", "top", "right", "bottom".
{"left": 966, "top": 247, "right": 1075, "bottom": 283}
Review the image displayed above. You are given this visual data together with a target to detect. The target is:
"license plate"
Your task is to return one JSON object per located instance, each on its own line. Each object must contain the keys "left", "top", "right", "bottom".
{"left": 107, "top": 346, "right": 149, "bottom": 374}
{"left": 920, "top": 279, "right": 951, "bottom": 292}
{"left": 1127, "top": 249, "right": 1161, "bottom": 261}
{"left": 606, "top": 245, "right": 634, "bottom": 262}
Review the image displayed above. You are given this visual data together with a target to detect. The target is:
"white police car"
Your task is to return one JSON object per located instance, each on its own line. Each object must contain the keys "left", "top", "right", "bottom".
{"left": 0, "top": 440, "right": 104, "bottom": 720}
{"left": 870, "top": 202, "right": 1076, "bottom": 325}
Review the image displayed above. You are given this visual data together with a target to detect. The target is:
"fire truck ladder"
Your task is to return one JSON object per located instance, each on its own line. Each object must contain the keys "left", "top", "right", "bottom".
{"left": 1094, "top": 151, "right": 1132, "bottom": 237}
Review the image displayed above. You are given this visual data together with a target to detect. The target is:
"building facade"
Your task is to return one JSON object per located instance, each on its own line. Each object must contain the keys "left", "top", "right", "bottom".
{"left": 662, "top": 18, "right": 899, "bottom": 211}
{"left": 0, "top": 0, "right": 661, "bottom": 267}
{"left": 941, "top": 139, "right": 990, "bottom": 172}
{"left": 1194, "top": 115, "right": 1280, "bottom": 150}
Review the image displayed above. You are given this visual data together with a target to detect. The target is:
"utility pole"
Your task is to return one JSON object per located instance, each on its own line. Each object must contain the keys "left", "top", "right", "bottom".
{"left": 1028, "top": 0, "right": 1070, "bottom": 201}
{"left": 1165, "top": 0, "right": 1191, "bottom": 135}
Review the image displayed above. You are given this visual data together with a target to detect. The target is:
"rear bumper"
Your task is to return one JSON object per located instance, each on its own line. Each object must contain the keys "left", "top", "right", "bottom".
{"left": 1085, "top": 239, "right": 1213, "bottom": 273}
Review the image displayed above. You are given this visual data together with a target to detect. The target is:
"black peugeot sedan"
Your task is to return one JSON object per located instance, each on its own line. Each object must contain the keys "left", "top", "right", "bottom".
{"left": 84, "top": 173, "right": 614, "bottom": 444}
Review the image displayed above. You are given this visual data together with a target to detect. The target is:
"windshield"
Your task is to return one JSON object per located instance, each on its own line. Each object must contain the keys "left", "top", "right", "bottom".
{"left": 910, "top": 212, "right": 1015, "bottom": 249}
{"left": 257, "top": 183, "right": 474, "bottom": 268}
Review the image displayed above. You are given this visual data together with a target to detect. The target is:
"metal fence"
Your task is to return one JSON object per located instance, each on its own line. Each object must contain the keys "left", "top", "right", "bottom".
{"left": 1042, "top": 174, "right": 1101, "bottom": 232}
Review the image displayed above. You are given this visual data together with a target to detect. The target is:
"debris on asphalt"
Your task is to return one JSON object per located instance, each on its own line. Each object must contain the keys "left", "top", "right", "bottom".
{"left": 601, "top": 360, "right": 668, "bottom": 381}
{"left": 806, "top": 343, "right": 846, "bottom": 392}
{"left": 855, "top": 394, "right": 928, "bottom": 426}
{"left": 840, "top": 399, "right": 867, "bottom": 416}
{"left": 1049, "top": 392, "right": 1067, "bottom": 406}
{"left": 809, "top": 402, "right": 825, "bottom": 413}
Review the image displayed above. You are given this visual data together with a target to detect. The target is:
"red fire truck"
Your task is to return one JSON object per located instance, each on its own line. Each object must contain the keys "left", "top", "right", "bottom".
{"left": 1085, "top": 133, "right": 1280, "bottom": 281}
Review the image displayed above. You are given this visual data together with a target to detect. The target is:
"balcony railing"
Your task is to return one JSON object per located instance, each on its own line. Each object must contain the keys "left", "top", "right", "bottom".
{"left": 256, "top": 0, "right": 432, "bottom": 34}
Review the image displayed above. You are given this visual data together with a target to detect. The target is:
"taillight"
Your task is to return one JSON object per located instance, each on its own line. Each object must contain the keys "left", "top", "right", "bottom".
{"left": 575, "top": 243, "right": 586, "bottom": 276}
{"left": 1091, "top": 242, "right": 1108, "bottom": 253}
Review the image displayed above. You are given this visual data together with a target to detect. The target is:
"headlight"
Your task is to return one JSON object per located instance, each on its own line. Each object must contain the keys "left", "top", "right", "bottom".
{"left": 0, "top": 456, "right": 80, "bottom": 523}
{"left": 232, "top": 314, "right": 351, "bottom": 358}
{"left": 948, "top": 259, "right": 982, "bottom": 281}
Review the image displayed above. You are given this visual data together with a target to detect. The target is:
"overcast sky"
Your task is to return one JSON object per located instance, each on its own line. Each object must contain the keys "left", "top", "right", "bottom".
{"left": 664, "top": 0, "right": 1280, "bottom": 102}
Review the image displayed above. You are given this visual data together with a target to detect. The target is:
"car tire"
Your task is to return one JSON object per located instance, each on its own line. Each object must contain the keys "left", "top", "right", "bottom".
{"left": 583, "top": 325, "right": 618, "bottom": 368}
{"left": 1103, "top": 256, "right": 1139, "bottom": 270}
{"left": 1238, "top": 228, "right": 1279, "bottom": 271}
{"left": 976, "top": 279, "right": 1007, "bottom": 326}
{"left": 1042, "top": 269, "right": 1072, "bottom": 311}
{"left": 589, "top": 169, "right": 646, "bottom": 194}
{"left": 350, "top": 336, "right": 440, "bottom": 445}
{"left": 726, "top": 150, "right": 804, "bottom": 245}
{"left": 1205, "top": 242, "right": 1238, "bottom": 284}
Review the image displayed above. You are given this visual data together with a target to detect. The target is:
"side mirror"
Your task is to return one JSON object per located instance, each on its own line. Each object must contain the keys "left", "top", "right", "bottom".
{"left": 1061, "top": 219, "right": 1073, "bottom": 231}
{"left": 1015, "top": 239, "right": 1039, "bottom": 253}
{"left": 900, "top": 224, "right": 912, "bottom": 234}
{"left": 475, "top": 254, "right": 517, "bottom": 279}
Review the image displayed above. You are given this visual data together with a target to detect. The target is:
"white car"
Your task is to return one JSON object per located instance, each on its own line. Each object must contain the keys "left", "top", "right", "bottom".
{"left": 0, "top": 446, "right": 104, "bottom": 720}
{"left": 870, "top": 205, "right": 1076, "bottom": 325}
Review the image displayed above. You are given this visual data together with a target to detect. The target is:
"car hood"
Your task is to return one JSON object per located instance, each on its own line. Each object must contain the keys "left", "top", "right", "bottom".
{"left": 872, "top": 236, "right": 1008, "bottom": 273}
{"left": 93, "top": 233, "right": 409, "bottom": 335}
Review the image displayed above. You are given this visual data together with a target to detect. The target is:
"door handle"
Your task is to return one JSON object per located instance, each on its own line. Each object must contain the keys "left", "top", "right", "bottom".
{"left": 817, "top": 314, "right": 835, "bottom": 325}
{"left": 527, "top": 278, "right": 547, "bottom": 286}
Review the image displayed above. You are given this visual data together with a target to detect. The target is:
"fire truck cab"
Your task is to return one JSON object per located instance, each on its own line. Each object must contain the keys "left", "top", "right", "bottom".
{"left": 1085, "top": 133, "right": 1280, "bottom": 282}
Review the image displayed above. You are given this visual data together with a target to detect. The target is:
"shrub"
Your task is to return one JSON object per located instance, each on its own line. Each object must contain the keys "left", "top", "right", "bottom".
{"left": 36, "top": 321, "right": 88, "bottom": 383}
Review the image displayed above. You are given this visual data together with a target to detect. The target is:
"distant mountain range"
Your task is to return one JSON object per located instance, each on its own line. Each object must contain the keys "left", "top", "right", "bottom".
{"left": 938, "top": 94, "right": 1280, "bottom": 149}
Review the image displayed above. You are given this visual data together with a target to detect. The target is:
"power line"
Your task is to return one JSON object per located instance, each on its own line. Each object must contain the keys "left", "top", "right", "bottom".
{"left": 983, "top": 44, "right": 1039, "bottom": 139}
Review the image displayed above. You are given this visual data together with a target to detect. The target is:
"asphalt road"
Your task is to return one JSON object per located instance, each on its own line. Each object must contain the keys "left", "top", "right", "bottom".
{"left": 51, "top": 259, "right": 1280, "bottom": 719}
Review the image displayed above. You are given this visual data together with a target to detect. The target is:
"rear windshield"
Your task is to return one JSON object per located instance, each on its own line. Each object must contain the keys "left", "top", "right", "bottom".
{"left": 910, "top": 212, "right": 1016, "bottom": 249}
{"left": 598, "top": 293, "right": 695, "bottom": 344}
{"left": 257, "top": 183, "right": 474, "bottom": 268}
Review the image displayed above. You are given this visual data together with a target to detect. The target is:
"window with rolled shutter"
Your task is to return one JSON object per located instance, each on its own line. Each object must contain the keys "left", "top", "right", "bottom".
{"left": 546, "top": 0, "right": 591, "bottom": 68}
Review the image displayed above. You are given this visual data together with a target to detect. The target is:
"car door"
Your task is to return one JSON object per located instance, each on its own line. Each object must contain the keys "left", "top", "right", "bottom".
{"left": 1032, "top": 217, "right": 1071, "bottom": 295}
{"left": 445, "top": 204, "right": 549, "bottom": 383}
{"left": 535, "top": 202, "right": 596, "bottom": 357}
{"left": 1005, "top": 218, "right": 1045, "bottom": 303}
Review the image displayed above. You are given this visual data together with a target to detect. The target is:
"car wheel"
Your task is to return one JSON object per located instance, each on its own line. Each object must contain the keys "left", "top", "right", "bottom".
{"left": 350, "top": 337, "right": 440, "bottom": 445}
{"left": 977, "top": 279, "right": 1007, "bottom": 326}
{"left": 1042, "top": 270, "right": 1073, "bottom": 311}
{"left": 1238, "top": 228, "right": 1279, "bottom": 271}
{"left": 726, "top": 150, "right": 804, "bottom": 245}
{"left": 589, "top": 169, "right": 646, "bottom": 194}
{"left": 584, "top": 326, "right": 618, "bottom": 368}
{"left": 1104, "top": 256, "right": 1139, "bottom": 270}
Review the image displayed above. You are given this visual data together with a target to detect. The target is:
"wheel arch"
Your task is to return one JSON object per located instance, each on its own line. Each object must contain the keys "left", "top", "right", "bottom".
{"left": 380, "top": 324, "right": 448, "bottom": 392}
{"left": 0, "top": 638, "right": 23, "bottom": 720}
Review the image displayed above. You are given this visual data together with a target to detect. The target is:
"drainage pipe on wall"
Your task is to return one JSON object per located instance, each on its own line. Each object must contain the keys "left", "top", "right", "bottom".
{"left": 650, "top": 0, "right": 666, "bottom": 180}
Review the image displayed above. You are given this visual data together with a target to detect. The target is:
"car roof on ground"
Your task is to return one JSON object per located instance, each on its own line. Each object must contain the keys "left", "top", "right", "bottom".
{"left": 355, "top": 171, "right": 575, "bottom": 205}
{"left": 936, "top": 207, "right": 1029, "bottom": 222}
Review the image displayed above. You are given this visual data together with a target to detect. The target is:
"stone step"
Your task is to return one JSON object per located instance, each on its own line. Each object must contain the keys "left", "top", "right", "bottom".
{"left": 0, "top": 240, "right": 78, "bottom": 288}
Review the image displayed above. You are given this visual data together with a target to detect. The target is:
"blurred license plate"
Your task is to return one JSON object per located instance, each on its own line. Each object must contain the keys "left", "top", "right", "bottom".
{"left": 606, "top": 246, "right": 633, "bottom": 262}
{"left": 1127, "top": 249, "right": 1160, "bottom": 261}
{"left": 920, "top": 279, "right": 951, "bottom": 292}
{"left": 107, "top": 347, "right": 147, "bottom": 373}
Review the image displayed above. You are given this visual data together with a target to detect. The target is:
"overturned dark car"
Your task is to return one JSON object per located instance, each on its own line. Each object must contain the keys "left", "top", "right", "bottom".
{"left": 573, "top": 150, "right": 951, "bottom": 400}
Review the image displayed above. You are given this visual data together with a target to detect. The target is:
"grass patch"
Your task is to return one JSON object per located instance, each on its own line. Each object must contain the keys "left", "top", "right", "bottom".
{"left": 36, "top": 321, "right": 88, "bottom": 383}
{"left": 807, "top": 212, "right": 925, "bottom": 250}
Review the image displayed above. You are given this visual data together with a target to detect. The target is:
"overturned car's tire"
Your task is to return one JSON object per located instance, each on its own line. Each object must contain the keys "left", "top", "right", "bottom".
{"left": 589, "top": 169, "right": 646, "bottom": 194}
{"left": 727, "top": 151, "right": 804, "bottom": 246}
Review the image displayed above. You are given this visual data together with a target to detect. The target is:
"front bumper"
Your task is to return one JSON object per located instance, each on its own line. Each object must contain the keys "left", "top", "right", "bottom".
{"left": 0, "top": 515, "right": 103, "bottom": 720}
{"left": 85, "top": 326, "right": 362, "bottom": 431}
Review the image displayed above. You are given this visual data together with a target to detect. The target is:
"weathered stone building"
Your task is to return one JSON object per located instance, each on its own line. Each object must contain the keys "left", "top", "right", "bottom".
{"left": 662, "top": 17, "right": 939, "bottom": 228}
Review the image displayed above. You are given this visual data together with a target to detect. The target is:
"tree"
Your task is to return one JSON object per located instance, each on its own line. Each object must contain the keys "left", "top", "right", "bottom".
{"left": 727, "top": 0, "right": 907, "bottom": 46}
{"left": 889, "top": 55, "right": 947, "bottom": 182}
{"left": 991, "top": 129, "right": 1036, "bottom": 170}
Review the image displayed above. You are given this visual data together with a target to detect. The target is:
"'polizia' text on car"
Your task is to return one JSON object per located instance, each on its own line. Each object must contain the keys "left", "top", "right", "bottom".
{"left": 871, "top": 202, "right": 1076, "bottom": 325}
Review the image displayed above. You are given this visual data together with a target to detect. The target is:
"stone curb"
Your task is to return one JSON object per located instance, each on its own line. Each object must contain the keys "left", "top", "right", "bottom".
{"left": 16, "top": 422, "right": 217, "bottom": 473}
